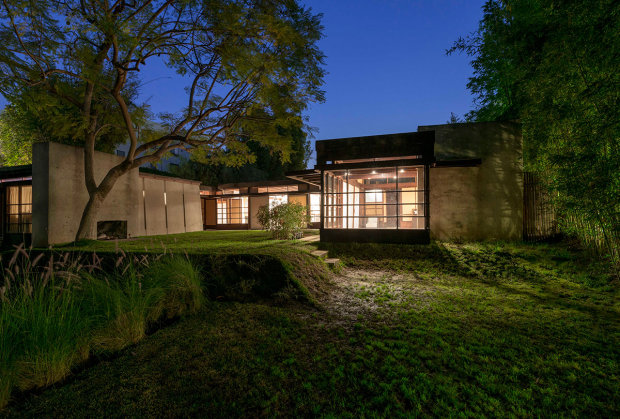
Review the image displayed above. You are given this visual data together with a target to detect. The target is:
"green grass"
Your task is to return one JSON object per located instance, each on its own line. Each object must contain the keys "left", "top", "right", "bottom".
{"left": 63, "top": 230, "right": 319, "bottom": 255}
{"left": 4, "top": 237, "right": 618, "bottom": 417}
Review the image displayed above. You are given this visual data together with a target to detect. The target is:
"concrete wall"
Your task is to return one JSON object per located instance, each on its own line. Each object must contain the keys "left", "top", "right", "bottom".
{"left": 33, "top": 142, "right": 202, "bottom": 246}
{"left": 183, "top": 183, "right": 203, "bottom": 232}
{"left": 418, "top": 121, "right": 523, "bottom": 241}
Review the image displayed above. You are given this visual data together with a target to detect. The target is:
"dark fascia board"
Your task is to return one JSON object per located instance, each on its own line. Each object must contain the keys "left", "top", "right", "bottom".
{"left": 202, "top": 191, "right": 311, "bottom": 199}
{"left": 217, "top": 178, "right": 302, "bottom": 190}
{"left": 315, "top": 130, "right": 435, "bottom": 165}
{"left": 0, "top": 164, "right": 33, "bottom": 179}
{"left": 315, "top": 157, "right": 434, "bottom": 171}
{"left": 433, "top": 158, "right": 482, "bottom": 168}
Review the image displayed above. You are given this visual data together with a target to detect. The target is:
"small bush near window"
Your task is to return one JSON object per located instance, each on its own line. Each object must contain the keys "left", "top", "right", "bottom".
{"left": 257, "top": 203, "right": 310, "bottom": 240}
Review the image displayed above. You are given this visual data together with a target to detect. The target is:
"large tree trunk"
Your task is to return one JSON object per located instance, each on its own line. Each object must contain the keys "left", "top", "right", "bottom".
{"left": 75, "top": 193, "right": 104, "bottom": 241}
{"left": 74, "top": 161, "right": 129, "bottom": 241}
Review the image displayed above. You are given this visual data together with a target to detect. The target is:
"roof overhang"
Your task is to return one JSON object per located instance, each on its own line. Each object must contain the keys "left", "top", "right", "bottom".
{"left": 285, "top": 169, "right": 321, "bottom": 187}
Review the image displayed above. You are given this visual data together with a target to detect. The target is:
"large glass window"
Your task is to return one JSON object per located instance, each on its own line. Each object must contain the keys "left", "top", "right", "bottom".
{"left": 323, "top": 166, "right": 425, "bottom": 229}
{"left": 269, "top": 194, "right": 288, "bottom": 209}
{"left": 216, "top": 197, "right": 248, "bottom": 224}
{"left": 309, "top": 193, "right": 321, "bottom": 222}
{"left": 6, "top": 184, "right": 32, "bottom": 234}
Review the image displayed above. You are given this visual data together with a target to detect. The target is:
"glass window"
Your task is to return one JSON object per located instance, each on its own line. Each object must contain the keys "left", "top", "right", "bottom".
{"left": 322, "top": 166, "right": 425, "bottom": 230}
{"left": 216, "top": 197, "right": 248, "bottom": 224}
{"left": 269, "top": 194, "right": 288, "bottom": 209}
{"left": 5, "top": 184, "right": 33, "bottom": 234}
{"left": 309, "top": 193, "right": 321, "bottom": 222}
{"left": 257, "top": 185, "right": 299, "bottom": 193}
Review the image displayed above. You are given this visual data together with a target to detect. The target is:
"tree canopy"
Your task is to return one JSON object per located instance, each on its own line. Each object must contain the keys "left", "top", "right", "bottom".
{"left": 0, "top": 0, "right": 325, "bottom": 239}
{"left": 450, "top": 0, "right": 619, "bottom": 262}
{"left": 172, "top": 125, "right": 310, "bottom": 186}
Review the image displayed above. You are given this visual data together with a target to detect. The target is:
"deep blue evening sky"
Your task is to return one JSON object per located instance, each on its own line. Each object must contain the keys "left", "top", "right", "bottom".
{"left": 0, "top": 0, "right": 486, "bottom": 166}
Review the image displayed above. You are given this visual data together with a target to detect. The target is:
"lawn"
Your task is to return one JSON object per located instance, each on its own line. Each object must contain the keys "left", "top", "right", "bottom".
{"left": 63, "top": 229, "right": 320, "bottom": 255}
{"left": 4, "top": 233, "right": 619, "bottom": 417}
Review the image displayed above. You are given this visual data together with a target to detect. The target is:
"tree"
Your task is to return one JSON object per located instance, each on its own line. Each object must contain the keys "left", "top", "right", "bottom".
{"left": 0, "top": 105, "right": 32, "bottom": 166}
{"left": 172, "top": 125, "right": 311, "bottom": 186}
{"left": 0, "top": 84, "right": 131, "bottom": 165}
{"left": 449, "top": 0, "right": 620, "bottom": 262}
{"left": 0, "top": 0, "right": 325, "bottom": 240}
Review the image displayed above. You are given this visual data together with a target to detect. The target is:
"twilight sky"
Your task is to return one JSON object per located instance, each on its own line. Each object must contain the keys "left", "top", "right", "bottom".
{"left": 0, "top": 0, "right": 486, "bottom": 166}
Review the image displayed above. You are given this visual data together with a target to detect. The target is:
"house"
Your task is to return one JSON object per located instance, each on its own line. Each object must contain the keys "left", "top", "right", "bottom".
{"left": 0, "top": 121, "right": 523, "bottom": 247}
{"left": 200, "top": 121, "right": 524, "bottom": 244}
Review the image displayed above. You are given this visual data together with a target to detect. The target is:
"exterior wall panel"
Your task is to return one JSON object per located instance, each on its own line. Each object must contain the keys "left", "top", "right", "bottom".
{"left": 249, "top": 195, "right": 268, "bottom": 229}
{"left": 143, "top": 177, "right": 167, "bottom": 236}
{"left": 164, "top": 181, "right": 185, "bottom": 234}
{"left": 183, "top": 183, "right": 203, "bottom": 232}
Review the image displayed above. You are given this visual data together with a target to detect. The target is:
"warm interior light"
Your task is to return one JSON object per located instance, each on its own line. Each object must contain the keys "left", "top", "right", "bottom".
{"left": 371, "top": 170, "right": 377, "bottom": 174}
{"left": 399, "top": 169, "right": 405, "bottom": 173}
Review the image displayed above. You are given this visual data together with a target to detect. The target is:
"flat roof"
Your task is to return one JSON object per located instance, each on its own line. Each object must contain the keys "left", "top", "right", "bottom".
{"left": 0, "top": 164, "right": 33, "bottom": 180}
{"left": 315, "top": 131, "right": 435, "bottom": 166}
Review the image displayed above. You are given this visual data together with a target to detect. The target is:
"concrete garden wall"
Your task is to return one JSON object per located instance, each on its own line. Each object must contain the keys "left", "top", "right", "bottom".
{"left": 32, "top": 142, "right": 202, "bottom": 246}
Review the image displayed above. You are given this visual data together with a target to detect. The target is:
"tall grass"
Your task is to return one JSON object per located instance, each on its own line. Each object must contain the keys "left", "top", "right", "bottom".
{"left": 0, "top": 247, "right": 204, "bottom": 410}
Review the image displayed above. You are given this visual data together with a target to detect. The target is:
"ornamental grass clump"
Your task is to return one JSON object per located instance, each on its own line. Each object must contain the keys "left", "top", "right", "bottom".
{"left": 257, "top": 203, "right": 310, "bottom": 240}
{"left": 82, "top": 264, "right": 161, "bottom": 353}
{"left": 145, "top": 256, "right": 205, "bottom": 319}
{"left": 0, "top": 247, "right": 94, "bottom": 408}
{"left": 0, "top": 246, "right": 205, "bottom": 410}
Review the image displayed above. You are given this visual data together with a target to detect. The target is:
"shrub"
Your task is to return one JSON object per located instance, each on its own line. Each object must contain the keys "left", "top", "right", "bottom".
{"left": 257, "top": 203, "right": 310, "bottom": 240}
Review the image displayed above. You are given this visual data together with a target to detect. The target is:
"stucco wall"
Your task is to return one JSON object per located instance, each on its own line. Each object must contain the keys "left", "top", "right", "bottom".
{"left": 32, "top": 142, "right": 202, "bottom": 246}
{"left": 419, "top": 121, "right": 523, "bottom": 241}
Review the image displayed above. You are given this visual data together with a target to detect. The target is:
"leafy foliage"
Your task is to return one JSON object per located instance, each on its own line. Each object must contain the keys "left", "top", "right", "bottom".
{"left": 0, "top": 106, "right": 32, "bottom": 165}
{"left": 171, "top": 127, "right": 311, "bottom": 186}
{"left": 0, "top": 0, "right": 325, "bottom": 239}
{"left": 257, "top": 202, "right": 309, "bottom": 240}
{"left": 449, "top": 0, "right": 619, "bottom": 263}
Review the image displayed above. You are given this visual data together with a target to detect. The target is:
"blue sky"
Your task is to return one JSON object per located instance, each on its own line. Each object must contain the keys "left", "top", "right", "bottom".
{"left": 0, "top": 0, "right": 486, "bottom": 166}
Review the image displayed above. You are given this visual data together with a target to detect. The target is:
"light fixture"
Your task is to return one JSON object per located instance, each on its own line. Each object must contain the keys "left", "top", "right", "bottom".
{"left": 399, "top": 169, "right": 404, "bottom": 173}
{"left": 371, "top": 170, "right": 377, "bottom": 175}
